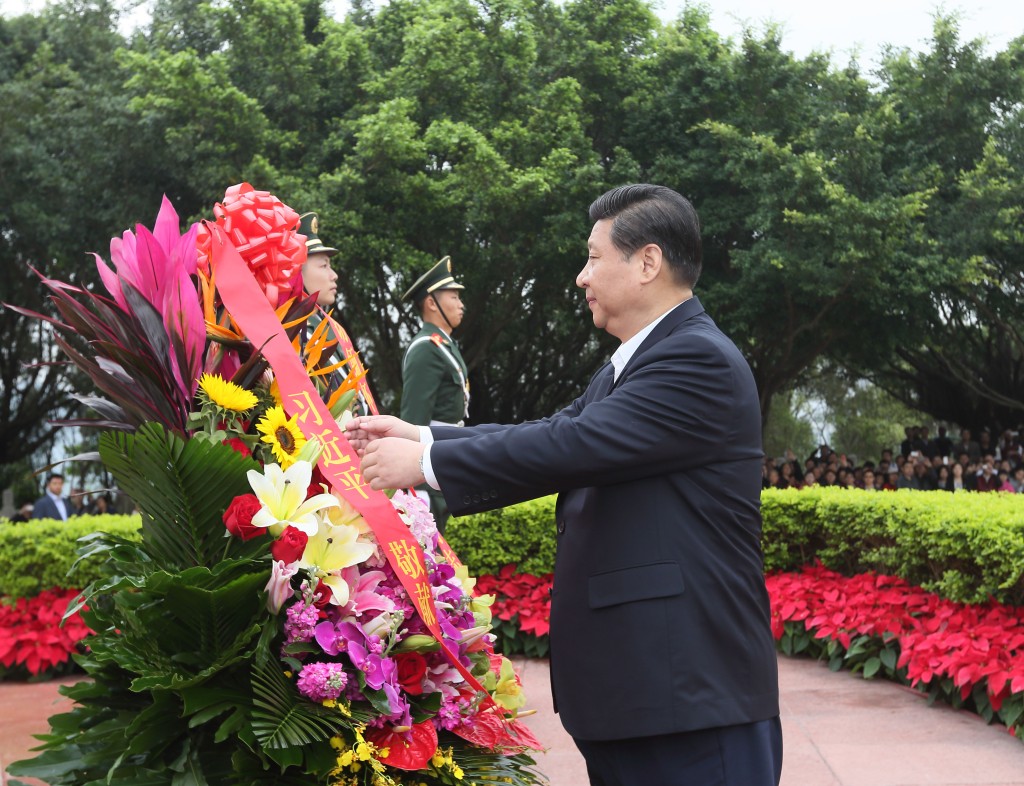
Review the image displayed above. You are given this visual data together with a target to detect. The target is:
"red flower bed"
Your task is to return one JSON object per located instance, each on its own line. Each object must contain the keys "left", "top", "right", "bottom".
{"left": 767, "top": 564, "right": 1024, "bottom": 737}
{"left": 475, "top": 565, "right": 552, "bottom": 638}
{"left": 0, "top": 588, "right": 92, "bottom": 677}
{"left": 6, "top": 566, "right": 1024, "bottom": 742}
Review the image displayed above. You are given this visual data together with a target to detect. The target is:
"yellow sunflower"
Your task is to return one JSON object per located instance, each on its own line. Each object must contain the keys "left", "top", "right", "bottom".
{"left": 256, "top": 406, "right": 307, "bottom": 468}
{"left": 199, "top": 373, "right": 258, "bottom": 412}
{"left": 268, "top": 377, "right": 282, "bottom": 406}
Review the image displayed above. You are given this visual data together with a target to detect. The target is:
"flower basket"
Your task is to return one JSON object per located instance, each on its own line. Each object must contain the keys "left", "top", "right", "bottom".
{"left": 5, "top": 186, "right": 545, "bottom": 786}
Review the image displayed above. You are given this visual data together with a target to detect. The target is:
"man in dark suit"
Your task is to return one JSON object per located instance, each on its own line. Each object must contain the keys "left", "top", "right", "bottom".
{"left": 31, "top": 472, "right": 75, "bottom": 521}
{"left": 348, "top": 184, "right": 782, "bottom": 785}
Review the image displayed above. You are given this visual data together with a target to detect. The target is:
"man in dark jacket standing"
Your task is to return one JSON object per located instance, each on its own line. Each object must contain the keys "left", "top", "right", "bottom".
{"left": 350, "top": 184, "right": 782, "bottom": 786}
{"left": 32, "top": 473, "right": 75, "bottom": 521}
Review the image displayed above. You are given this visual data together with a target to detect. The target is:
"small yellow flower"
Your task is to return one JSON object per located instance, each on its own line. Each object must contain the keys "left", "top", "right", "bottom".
{"left": 199, "top": 373, "right": 258, "bottom": 412}
{"left": 257, "top": 406, "right": 306, "bottom": 467}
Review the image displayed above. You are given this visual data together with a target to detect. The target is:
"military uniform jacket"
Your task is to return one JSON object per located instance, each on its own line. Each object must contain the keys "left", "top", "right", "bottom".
{"left": 427, "top": 297, "right": 779, "bottom": 741}
{"left": 400, "top": 324, "right": 469, "bottom": 426}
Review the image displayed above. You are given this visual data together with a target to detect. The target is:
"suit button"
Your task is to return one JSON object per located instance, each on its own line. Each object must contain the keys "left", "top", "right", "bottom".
{"left": 557, "top": 519, "right": 565, "bottom": 534}
{"left": 490, "top": 489, "right": 498, "bottom": 498}
{"left": 463, "top": 495, "right": 471, "bottom": 505}
{"left": 472, "top": 494, "right": 481, "bottom": 504}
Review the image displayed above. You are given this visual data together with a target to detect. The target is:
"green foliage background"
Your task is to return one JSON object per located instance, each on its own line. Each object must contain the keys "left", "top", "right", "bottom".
{"left": 3, "top": 0, "right": 1024, "bottom": 473}
{"left": 8, "top": 488, "right": 1024, "bottom": 606}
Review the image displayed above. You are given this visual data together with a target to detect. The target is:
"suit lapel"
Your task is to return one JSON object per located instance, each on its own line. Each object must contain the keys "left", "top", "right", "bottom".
{"left": 611, "top": 296, "right": 705, "bottom": 390}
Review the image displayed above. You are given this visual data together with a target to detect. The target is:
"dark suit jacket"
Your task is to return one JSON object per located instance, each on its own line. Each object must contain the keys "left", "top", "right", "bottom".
{"left": 430, "top": 297, "right": 779, "bottom": 741}
{"left": 31, "top": 494, "right": 73, "bottom": 521}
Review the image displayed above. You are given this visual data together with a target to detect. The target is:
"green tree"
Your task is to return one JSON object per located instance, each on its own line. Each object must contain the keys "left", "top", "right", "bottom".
{"left": 0, "top": 0, "right": 136, "bottom": 468}
{"left": 308, "top": 0, "right": 650, "bottom": 421}
{"left": 625, "top": 12, "right": 939, "bottom": 424}
{"left": 862, "top": 21, "right": 1024, "bottom": 431}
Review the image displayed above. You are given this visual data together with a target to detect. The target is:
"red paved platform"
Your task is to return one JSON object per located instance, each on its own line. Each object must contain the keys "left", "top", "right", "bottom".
{"left": 4, "top": 656, "right": 1024, "bottom": 785}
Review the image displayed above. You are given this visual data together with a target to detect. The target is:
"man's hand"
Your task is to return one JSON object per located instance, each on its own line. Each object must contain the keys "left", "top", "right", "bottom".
{"left": 360, "top": 438, "right": 426, "bottom": 490}
{"left": 345, "top": 415, "right": 420, "bottom": 455}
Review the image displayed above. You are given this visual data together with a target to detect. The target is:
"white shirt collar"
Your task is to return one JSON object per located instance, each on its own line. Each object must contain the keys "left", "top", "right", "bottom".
{"left": 610, "top": 300, "right": 688, "bottom": 381}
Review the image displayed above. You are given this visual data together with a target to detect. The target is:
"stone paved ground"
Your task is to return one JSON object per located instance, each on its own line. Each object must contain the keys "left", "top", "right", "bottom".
{"left": 4, "top": 655, "right": 1024, "bottom": 785}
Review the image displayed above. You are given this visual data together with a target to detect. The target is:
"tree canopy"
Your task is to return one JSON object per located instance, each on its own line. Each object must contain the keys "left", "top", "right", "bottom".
{"left": 2, "top": 0, "right": 1023, "bottom": 475}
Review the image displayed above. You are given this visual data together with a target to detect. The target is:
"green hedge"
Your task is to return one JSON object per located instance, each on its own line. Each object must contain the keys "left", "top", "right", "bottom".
{"left": 4, "top": 489, "right": 1024, "bottom": 605}
{"left": 761, "top": 487, "right": 1024, "bottom": 605}
{"left": 0, "top": 515, "right": 141, "bottom": 598}
{"left": 446, "top": 496, "right": 556, "bottom": 576}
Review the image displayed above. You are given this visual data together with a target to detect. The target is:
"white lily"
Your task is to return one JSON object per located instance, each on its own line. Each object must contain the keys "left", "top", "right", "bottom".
{"left": 247, "top": 461, "right": 339, "bottom": 536}
{"left": 296, "top": 519, "right": 376, "bottom": 606}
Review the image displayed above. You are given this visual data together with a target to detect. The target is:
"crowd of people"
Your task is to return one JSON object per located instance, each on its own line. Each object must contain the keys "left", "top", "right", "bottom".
{"left": 764, "top": 426, "right": 1024, "bottom": 493}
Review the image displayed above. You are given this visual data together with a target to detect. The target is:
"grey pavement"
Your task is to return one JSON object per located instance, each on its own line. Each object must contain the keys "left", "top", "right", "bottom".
{"left": 4, "top": 655, "right": 1024, "bottom": 785}
{"left": 516, "top": 655, "right": 1024, "bottom": 786}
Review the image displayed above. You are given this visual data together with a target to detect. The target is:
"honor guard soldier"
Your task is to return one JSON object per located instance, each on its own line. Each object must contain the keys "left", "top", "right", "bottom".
{"left": 298, "top": 211, "right": 340, "bottom": 310}
{"left": 297, "top": 211, "right": 378, "bottom": 418}
{"left": 400, "top": 256, "right": 468, "bottom": 532}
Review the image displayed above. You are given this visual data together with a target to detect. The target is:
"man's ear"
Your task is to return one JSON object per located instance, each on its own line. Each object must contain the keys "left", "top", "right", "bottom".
{"left": 638, "top": 243, "right": 664, "bottom": 283}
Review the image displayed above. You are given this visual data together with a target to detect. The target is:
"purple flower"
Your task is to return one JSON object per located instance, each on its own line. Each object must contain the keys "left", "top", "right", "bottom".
{"left": 296, "top": 662, "right": 348, "bottom": 702}
{"left": 313, "top": 619, "right": 348, "bottom": 656}
{"left": 382, "top": 681, "right": 412, "bottom": 727}
{"left": 284, "top": 602, "right": 320, "bottom": 645}
{"left": 349, "top": 637, "right": 397, "bottom": 691}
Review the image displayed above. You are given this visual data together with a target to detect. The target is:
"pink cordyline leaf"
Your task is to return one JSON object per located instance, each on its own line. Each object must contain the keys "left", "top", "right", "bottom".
{"left": 93, "top": 196, "right": 204, "bottom": 400}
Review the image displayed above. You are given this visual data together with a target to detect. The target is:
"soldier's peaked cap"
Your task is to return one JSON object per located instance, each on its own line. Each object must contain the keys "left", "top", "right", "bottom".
{"left": 402, "top": 256, "right": 464, "bottom": 302}
{"left": 297, "top": 212, "right": 338, "bottom": 257}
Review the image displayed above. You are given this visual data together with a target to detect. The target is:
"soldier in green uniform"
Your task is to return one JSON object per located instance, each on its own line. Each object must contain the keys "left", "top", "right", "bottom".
{"left": 400, "top": 256, "right": 468, "bottom": 532}
{"left": 298, "top": 211, "right": 339, "bottom": 310}
{"left": 297, "top": 212, "right": 378, "bottom": 417}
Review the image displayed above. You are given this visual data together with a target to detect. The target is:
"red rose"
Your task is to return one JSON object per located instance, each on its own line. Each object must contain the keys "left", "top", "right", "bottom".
{"left": 222, "top": 494, "right": 264, "bottom": 541}
{"left": 311, "top": 578, "right": 333, "bottom": 609}
{"left": 222, "top": 437, "right": 252, "bottom": 458}
{"left": 394, "top": 651, "right": 428, "bottom": 695}
{"left": 307, "top": 465, "right": 331, "bottom": 498}
{"left": 271, "top": 526, "right": 308, "bottom": 564}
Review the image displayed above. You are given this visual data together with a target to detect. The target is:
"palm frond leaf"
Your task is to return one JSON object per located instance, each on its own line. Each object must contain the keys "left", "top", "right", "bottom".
{"left": 250, "top": 656, "right": 355, "bottom": 749}
{"left": 98, "top": 422, "right": 262, "bottom": 569}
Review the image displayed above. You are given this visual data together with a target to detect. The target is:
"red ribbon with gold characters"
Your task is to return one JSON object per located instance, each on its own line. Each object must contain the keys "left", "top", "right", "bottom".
{"left": 209, "top": 224, "right": 490, "bottom": 698}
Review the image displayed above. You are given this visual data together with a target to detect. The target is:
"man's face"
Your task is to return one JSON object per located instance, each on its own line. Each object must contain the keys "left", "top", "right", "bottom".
{"left": 432, "top": 289, "right": 465, "bottom": 329}
{"left": 47, "top": 476, "right": 63, "bottom": 495}
{"left": 302, "top": 253, "right": 338, "bottom": 308}
{"left": 578, "top": 219, "right": 642, "bottom": 342}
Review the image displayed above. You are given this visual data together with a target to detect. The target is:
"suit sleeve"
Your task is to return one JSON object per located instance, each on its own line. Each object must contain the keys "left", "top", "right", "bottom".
{"left": 433, "top": 332, "right": 762, "bottom": 516}
{"left": 400, "top": 342, "right": 445, "bottom": 425}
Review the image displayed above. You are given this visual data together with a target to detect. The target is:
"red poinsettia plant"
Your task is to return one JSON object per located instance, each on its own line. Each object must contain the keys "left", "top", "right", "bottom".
{"left": 0, "top": 588, "right": 91, "bottom": 678}
{"left": 767, "top": 563, "right": 1024, "bottom": 737}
